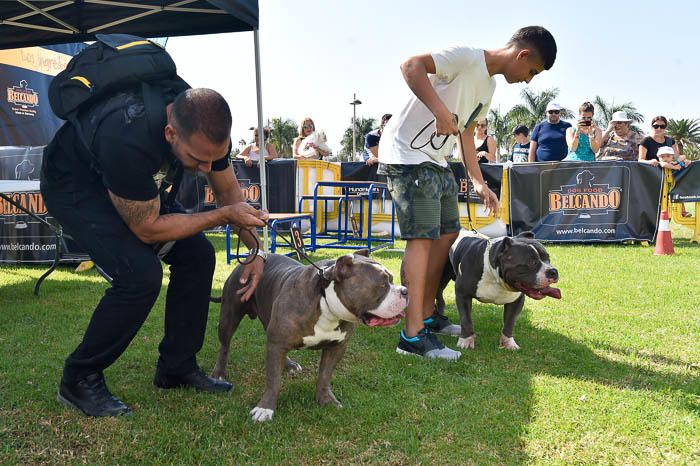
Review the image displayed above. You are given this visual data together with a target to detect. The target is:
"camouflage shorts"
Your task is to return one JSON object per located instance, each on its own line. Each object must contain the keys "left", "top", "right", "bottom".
{"left": 383, "top": 163, "right": 460, "bottom": 239}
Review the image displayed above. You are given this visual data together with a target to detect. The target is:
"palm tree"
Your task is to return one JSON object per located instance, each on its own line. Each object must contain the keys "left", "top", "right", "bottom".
{"left": 508, "top": 87, "right": 574, "bottom": 130}
{"left": 592, "top": 96, "right": 644, "bottom": 134}
{"left": 487, "top": 106, "right": 515, "bottom": 161}
{"left": 339, "top": 117, "right": 376, "bottom": 161}
{"left": 268, "top": 117, "right": 298, "bottom": 158}
{"left": 667, "top": 118, "right": 700, "bottom": 156}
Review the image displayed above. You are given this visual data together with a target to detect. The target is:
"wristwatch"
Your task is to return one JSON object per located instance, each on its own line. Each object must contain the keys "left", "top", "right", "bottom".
{"left": 254, "top": 249, "right": 269, "bottom": 261}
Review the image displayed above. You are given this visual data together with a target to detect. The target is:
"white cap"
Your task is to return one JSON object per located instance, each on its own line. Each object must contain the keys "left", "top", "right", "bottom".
{"left": 546, "top": 102, "right": 561, "bottom": 112}
{"left": 611, "top": 111, "right": 632, "bottom": 122}
{"left": 657, "top": 146, "right": 675, "bottom": 157}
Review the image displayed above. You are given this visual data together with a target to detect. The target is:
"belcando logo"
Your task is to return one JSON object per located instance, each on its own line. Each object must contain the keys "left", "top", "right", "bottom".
{"left": 0, "top": 192, "right": 48, "bottom": 216}
{"left": 237, "top": 179, "right": 261, "bottom": 203}
{"left": 7, "top": 80, "right": 39, "bottom": 117}
{"left": 548, "top": 169, "right": 622, "bottom": 217}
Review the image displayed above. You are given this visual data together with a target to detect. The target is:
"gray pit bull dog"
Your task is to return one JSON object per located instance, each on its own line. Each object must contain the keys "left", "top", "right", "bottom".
{"left": 211, "top": 251, "right": 407, "bottom": 422}
{"left": 436, "top": 230, "right": 561, "bottom": 350}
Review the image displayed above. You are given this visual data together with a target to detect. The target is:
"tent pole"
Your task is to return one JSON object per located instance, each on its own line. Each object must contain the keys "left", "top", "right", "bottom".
{"left": 253, "top": 28, "right": 268, "bottom": 250}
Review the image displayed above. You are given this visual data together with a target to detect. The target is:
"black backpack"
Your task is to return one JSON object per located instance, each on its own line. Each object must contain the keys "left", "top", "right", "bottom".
{"left": 48, "top": 34, "right": 190, "bottom": 203}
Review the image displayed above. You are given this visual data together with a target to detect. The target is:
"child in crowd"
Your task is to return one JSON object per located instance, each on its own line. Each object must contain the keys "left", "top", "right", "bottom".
{"left": 378, "top": 26, "right": 557, "bottom": 360}
{"left": 509, "top": 125, "right": 530, "bottom": 163}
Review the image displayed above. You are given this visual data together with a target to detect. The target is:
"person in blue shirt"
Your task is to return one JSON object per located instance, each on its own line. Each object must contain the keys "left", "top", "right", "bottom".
{"left": 528, "top": 102, "right": 571, "bottom": 162}
{"left": 509, "top": 124, "right": 530, "bottom": 162}
{"left": 362, "top": 113, "right": 392, "bottom": 165}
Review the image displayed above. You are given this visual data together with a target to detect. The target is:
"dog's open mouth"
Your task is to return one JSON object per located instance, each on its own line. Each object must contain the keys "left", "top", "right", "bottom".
{"left": 516, "top": 283, "right": 561, "bottom": 300}
{"left": 361, "top": 311, "right": 405, "bottom": 327}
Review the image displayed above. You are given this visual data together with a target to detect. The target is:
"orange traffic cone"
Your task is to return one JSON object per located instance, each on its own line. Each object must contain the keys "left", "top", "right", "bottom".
{"left": 654, "top": 210, "right": 674, "bottom": 256}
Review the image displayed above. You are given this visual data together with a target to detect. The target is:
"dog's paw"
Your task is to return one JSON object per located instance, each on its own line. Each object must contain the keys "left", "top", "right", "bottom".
{"left": 317, "top": 389, "right": 342, "bottom": 408}
{"left": 285, "top": 358, "right": 303, "bottom": 376}
{"left": 499, "top": 335, "right": 520, "bottom": 350}
{"left": 457, "top": 335, "right": 476, "bottom": 349}
{"left": 250, "top": 406, "right": 274, "bottom": 422}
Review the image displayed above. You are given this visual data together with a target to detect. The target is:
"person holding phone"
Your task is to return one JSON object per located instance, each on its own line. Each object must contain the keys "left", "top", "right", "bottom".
{"left": 564, "top": 101, "right": 602, "bottom": 161}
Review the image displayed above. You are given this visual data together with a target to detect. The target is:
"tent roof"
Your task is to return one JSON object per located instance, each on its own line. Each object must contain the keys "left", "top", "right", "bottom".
{"left": 0, "top": 0, "right": 258, "bottom": 50}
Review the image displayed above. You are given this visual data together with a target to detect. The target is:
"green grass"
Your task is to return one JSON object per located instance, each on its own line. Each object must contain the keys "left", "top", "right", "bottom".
{"left": 1, "top": 224, "right": 699, "bottom": 464}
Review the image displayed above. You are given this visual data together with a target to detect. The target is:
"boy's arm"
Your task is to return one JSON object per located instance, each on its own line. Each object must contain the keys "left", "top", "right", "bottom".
{"left": 400, "top": 54, "right": 458, "bottom": 136}
{"left": 460, "top": 122, "right": 499, "bottom": 215}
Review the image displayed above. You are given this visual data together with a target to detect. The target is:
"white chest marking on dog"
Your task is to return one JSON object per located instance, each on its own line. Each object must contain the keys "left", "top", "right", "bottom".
{"left": 302, "top": 282, "right": 352, "bottom": 348}
{"left": 475, "top": 240, "right": 522, "bottom": 305}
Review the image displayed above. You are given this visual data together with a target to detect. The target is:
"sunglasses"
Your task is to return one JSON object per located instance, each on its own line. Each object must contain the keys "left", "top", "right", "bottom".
{"left": 303, "top": 125, "right": 314, "bottom": 130}
{"left": 476, "top": 124, "right": 487, "bottom": 127}
{"left": 548, "top": 110, "right": 560, "bottom": 114}
{"left": 652, "top": 124, "right": 666, "bottom": 129}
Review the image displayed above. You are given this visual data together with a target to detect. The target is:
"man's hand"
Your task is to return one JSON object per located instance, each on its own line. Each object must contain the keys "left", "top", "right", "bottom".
{"left": 366, "top": 155, "right": 379, "bottom": 166}
{"left": 435, "top": 111, "right": 459, "bottom": 136}
{"left": 222, "top": 202, "right": 268, "bottom": 229}
{"left": 244, "top": 157, "right": 254, "bottom": 167}
{"left": 237, "top": 256, "right": 264, "bottom": 302}
{"left": 473, "top": 181, "right": 500, "bottom": 216}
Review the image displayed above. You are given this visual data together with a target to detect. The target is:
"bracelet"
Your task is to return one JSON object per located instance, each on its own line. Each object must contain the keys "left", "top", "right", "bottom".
{"left": 254, "top": 249, "right": 269, "bottom": 261}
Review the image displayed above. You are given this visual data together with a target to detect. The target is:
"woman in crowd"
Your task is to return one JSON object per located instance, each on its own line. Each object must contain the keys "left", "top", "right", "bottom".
{"left": 237, "top": 127, "right": 277, "bottom": 167}
{"left": 474, "top": 118, "right": 498, "bottom": 163}
{"left": 564, "top": 101, "right": 602, "bottom": 161}
{"left": 598, "top": 111, "right": 642, "bottom": 161}
{"left": 638, "top": 115, "right": 679, "bottom": 166}
{"left": 293, "top": 117, "right": 329, "bottom": 159}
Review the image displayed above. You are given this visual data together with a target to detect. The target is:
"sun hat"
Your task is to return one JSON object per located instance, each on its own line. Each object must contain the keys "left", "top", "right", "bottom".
{"left": 657, "top": 146, "right": 675, "bottom": 157}
{"left": 611, "top": 111, "right": 632, "bottom": 122}
{"left": 546, "top": 102, "right": 561, "bottom": 112}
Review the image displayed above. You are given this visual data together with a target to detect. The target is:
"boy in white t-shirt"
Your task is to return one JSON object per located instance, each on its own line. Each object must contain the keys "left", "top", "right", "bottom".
{"left": 378, "top": 26, "right": 557, "bottom": 360}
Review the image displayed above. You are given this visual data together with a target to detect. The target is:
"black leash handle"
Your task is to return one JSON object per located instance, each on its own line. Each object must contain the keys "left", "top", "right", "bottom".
{"left": 409, "top": 113, "right": 458, "bottom": 151}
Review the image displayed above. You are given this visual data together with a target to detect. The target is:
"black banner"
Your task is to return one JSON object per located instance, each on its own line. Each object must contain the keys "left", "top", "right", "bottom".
{"left": 0, "top": 43, "right": 86, "bottom": 146}
{"left": 340, "top": 162, "right": 386, "bottom": 195}
{"left": 448, "top": 162, "right": 503, "bottom": 203}
{"left": 509, "top": 161, "right": 663, "bottom": 242}
{"left": 669, "top": 162, "right": 700, "bottom": 203}
{"left": 177, "top": 159, "right": 297, "bottom": 214}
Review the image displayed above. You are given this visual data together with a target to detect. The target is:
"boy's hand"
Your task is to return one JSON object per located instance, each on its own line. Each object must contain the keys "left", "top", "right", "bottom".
{"left": 435, "top": 111, "right": 459, "bottom": 136}
{"left": 473, "top": 182, "right": 500, "bottom": 216}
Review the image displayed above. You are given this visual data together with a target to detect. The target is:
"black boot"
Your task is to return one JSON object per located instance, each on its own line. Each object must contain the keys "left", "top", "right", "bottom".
{"left": 153, "top": 366, "right": 233, "bottom": 393}
{"left": 57, "top": 373, "right": 131, "bottom": 417}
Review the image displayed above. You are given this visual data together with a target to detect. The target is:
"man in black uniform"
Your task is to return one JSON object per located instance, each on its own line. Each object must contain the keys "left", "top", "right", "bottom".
{"left": 41, "top": 87, "right": 268, "bottom": 417}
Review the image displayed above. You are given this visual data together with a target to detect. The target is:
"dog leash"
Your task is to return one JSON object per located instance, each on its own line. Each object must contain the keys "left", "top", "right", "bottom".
{"left": 235, "top": 221, "right": 330, "bottom": 284}
{"left": 409, "top": 104, "right": 485, "bottom": 233}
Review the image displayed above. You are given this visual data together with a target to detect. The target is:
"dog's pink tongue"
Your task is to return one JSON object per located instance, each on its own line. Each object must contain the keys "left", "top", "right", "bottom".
{"left": 541, "top": 286, "right": 561, "bottom": 299}
{"left": 366, "top": 315, "right": 403, "bottom": 327}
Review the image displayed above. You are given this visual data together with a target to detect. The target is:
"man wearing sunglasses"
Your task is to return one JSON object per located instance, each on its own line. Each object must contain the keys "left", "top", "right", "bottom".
{"left": 528, "top": 102, "right": 572, "bottom": 162}
{"left": 377, "top": 26, "right": 557, "bottom": 360}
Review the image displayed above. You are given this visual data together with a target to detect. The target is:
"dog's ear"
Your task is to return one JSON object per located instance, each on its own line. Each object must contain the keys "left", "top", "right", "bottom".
{"left": 331, "top": 254, "right": 355, "bottom": 281}
{"left": 501, "top": 236, "right": 513, "bottom": 249}
{"left": 353, "top": 248, "right": 370, "bottom": 257}
{"left": 516, "top": 231, "right": 535, "bottom": 239}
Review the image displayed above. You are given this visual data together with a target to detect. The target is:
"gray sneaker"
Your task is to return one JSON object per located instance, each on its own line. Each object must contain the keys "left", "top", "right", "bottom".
{"left": 396, "top": 328, "right": 462, "bottom": 360}
{"left": 423, "top": 312, "right": 461, "bottom": 336}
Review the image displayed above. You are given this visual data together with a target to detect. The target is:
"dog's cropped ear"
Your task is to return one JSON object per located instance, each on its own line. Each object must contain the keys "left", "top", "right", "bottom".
{"left": 516, "top": 231, "right": 535, "bottom": 239}
{"left": 501, "top": 236, "right": 514, "bottom": 249}
{"left": 353, "top": 248, "right": 370, "bottom": 257}
{"left": 328, "top": 254, "right": 355, "bottom": 281}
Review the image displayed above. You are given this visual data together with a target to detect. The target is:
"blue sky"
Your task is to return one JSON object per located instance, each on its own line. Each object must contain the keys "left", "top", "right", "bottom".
{"left": 166, "top": 0, "right": 700, "bottom": 154}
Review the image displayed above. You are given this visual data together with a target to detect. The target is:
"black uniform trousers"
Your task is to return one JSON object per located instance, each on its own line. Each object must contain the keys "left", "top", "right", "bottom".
{"left": 41, "top": 181, "right": 215, "bottom": 383}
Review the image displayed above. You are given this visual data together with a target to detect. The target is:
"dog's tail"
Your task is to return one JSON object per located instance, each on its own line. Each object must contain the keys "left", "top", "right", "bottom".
{"left": 210, "top": 296, "right": 223, "bottom": 303}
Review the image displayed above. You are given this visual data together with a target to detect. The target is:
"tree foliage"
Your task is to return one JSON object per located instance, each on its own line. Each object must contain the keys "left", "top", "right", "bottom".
{"left": 339, "top": 117, "right": 376, "bottom": 161}
{"left": 667, "top": 118, "right": 700, "bottom": 157}
{"left": 268, "top": 117, "right": 298, "bottom": 158}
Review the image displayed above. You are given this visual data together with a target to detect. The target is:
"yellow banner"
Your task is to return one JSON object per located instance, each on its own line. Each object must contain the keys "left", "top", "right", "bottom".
{"left": 0, "top": 46, "right": 72, "bottom": 77}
